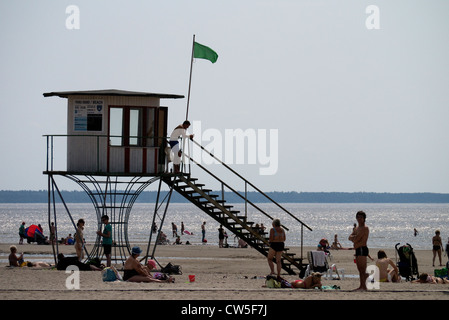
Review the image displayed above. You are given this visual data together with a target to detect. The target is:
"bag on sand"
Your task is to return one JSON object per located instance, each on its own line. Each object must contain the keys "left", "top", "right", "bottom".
{"left": 102, "top": 267, "right": 118, "bottom": 282}
{"left": 161, "top": 262, "right": 182, "bottom": 275}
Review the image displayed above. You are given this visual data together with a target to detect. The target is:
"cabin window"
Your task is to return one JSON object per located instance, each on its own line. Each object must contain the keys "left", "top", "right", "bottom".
{"left": 109, "top": 107, "right": 123, "bottom": 146}
{"left": 145, "top": 108, "right": 155, "bottom": 147}
{"left": 129, "top": 108, "right": 141, "bottom": 146}
{"left": 109, "top": 106, "right": 157, "bottom": 147}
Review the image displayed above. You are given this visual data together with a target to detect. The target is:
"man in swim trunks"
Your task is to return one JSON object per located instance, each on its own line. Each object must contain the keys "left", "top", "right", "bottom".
{"left": 169, "top": 121, "right": 194, "bottom": 173}
{"left": 349, "top": 211, "right": 369, "bottom": 291}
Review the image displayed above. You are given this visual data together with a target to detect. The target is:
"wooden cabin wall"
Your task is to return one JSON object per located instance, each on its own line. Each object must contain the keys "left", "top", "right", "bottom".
{"left": 66, "top": 95, "right": 163, "bottom": 174}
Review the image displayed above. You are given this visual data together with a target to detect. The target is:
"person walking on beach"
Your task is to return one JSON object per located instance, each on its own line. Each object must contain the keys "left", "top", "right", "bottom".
{"left": 432, "top": 229, "right": 443, "bottom": 267}
{"left": 348, "top": 211, "right": 370, "bottom": 291}
{"left": 19, "top": 222, "right": 26, "bottom": 245}
{"left": 96, "top": 215, "right": 112, "bottom": 267}
{"left": 171, "top": 222, "right": 178, "bottom": 238}
{"left": 267, "top": 218, "right": 286, "bottom": 279}
{"left": 169, "top": 120, "right": 194, "bottom": 173}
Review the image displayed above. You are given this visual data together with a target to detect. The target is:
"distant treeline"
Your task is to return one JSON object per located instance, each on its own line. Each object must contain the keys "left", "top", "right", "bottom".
{"left": 1, "top": 190, "right": 448, "bottom": 203}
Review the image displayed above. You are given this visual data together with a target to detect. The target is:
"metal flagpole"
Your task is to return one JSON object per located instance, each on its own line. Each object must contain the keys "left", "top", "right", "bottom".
{"left": 185, "top": 34, "right": 195, "bottom": 121}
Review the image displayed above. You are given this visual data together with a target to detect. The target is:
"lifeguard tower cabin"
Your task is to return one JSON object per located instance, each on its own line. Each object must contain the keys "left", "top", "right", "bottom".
{"left": 43, "top": 89, "right": 184, "bottom": 174}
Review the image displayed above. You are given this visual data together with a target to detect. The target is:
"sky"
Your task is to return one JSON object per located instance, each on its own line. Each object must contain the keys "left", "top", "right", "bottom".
{"left": 0, "top": 0, "right": 448, "bottom": 193}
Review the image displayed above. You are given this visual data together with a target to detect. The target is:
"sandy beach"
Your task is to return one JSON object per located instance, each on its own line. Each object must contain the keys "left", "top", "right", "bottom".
{"left": 1, "top": 242, "right": 448, "bottom": 302}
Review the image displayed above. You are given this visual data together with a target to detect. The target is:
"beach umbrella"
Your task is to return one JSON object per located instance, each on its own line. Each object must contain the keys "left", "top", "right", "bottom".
{"left": 25, "top": 224, "right": 44, "bottom": 238}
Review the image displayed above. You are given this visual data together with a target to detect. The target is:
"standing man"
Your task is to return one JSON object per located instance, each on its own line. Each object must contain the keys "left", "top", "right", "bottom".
{"left": 97, "top": 215, "right": 112, "bottom": 267}
{"left": 201, "top": 221, "right": 206, "bottom": 243}
{"left": 349, "top": 211, "right": 370, "bottom": 291}
{"left": 169, "top": 120, "right": 194, "bottom": 173}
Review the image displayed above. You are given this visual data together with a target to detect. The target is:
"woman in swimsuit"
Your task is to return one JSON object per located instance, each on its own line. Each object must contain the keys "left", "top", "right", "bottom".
{"left": 375, "top": 250, "right": 400, "bottom": 282}
{"left": 123, "top": 246, "right": 173, "bottom": 283}
{"left": 267, "top": 218, "right": 286, "bottom": 279}
{"left": 412, "top": 273, "right": 449, "bottom": 284}
{"left": 292, "top": 272, "right": 323, "bottom": 289}
{"left": 432, "top": 230, "right": 443, "bottom": 267}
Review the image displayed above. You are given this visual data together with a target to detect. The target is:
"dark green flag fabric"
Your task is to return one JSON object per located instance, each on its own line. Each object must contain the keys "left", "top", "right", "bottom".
{"left": 193, "top": 42, "right": 218, "bottom": 63}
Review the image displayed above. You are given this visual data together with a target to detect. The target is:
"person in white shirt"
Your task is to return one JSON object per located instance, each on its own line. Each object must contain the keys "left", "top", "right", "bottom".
{"left": 169, "top": 120, "right": 194, "bottom": 173}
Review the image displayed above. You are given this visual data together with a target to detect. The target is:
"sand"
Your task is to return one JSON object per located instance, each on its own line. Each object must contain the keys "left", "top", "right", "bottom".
{"left": 1, "top": 243, "right": 448, "bottom": 303}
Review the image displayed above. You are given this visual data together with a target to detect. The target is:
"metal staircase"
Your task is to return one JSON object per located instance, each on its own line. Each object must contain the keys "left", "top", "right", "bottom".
{"left": 163, "top": 139, "right": 313, "bottom": 275}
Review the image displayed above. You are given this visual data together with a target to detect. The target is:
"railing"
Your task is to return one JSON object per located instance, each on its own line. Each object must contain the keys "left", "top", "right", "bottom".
{"left": 43, "top": 134, "right": 169, "bottom": 174}
{"left": 181, "top": 138, "right": 312, "bottom": 258}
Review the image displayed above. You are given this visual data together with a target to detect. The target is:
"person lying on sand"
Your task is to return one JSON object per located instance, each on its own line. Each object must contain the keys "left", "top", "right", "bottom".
{"left": 412, "top": 273, "right": 449, "bottom": 284}
{"left": 291, "top": 272, "right": 322, "bottom": 289}
{"left": 26, "top": 261, "right": 53, "bottom": 268}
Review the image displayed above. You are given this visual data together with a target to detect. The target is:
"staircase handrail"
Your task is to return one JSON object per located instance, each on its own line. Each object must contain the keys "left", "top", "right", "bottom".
{"left": 187, "top": 138, "right": 312, "bottom": 232}
{"left": 185, "top": 154, "right": 290, "bottom": 231}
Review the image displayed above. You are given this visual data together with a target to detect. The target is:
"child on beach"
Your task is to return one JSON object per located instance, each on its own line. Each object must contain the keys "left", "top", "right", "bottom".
{"left": 8, "top": 245, "right": 24, "bottom": 267}
{"left": 75, "top": 219, "right": 85, "bottom": 261}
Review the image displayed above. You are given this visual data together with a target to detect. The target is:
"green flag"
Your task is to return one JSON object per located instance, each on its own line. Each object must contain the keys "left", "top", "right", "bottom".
{"left": 193, "top": 42, "right": 218, "bottom": 63}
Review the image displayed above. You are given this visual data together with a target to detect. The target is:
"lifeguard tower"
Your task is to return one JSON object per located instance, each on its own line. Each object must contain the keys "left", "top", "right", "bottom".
{"left": 43, "top": 89, "right": 183, "bottom": 263}
{"left": 44, "top": 88, "right": 312, "bottom": 275}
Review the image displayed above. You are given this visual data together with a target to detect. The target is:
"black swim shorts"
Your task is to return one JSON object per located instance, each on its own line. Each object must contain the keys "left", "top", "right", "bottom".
{"left": 270, "top": 242, "right": 285, "bottom": 252}
{"left": 103, "top": 244, "right": 112, "bottom": 255}
{"left": 355, "top": 246, "right": 369, "bottom": 257}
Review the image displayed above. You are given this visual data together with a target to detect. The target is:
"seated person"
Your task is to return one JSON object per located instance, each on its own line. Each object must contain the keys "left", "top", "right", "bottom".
{"left": 123, "top": 246, "right": 174, "bottom": 283}
{"left": 331, "top": 234, "right": 343, "bottom": 250}
{"left": 57, "top": 253, "right": 102, "bottom": 271}
{"left": 65, "top": 234, "right": 74, "bottom": 245}
{"left": 375, "top": 250, "right": 400, "bottom": 282}
{"left": 318, "top": 238, "right": 330, "bottom": 253}
{"left": 291, "top": 272, "right": 323, "bottom": 289}
{"left": 173, "top": 236, "right": 182, "bottom": 245}
{"left": 8, "top": 245, "right": 24, "bottom": 267}
{"left": 237, "top": 237, "right": 248, "bottom": 248}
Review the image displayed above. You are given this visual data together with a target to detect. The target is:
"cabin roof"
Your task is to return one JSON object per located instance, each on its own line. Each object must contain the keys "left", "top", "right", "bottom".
{"left": 43, "top": 89, "right": 184, "bottom": 99}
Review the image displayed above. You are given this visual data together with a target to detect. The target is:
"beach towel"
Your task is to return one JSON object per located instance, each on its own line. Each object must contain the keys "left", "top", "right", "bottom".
{"left": 265, "top": 278, "right": 281, "bottom": 288}
{"left": 320, "top": 285, "right": 340, "bottom": 290}
{"left": 311, "top": 251, "right": 326, "bottom": 267}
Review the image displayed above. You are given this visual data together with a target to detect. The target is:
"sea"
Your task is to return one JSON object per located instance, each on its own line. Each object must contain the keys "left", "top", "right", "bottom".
{"left": 1, "top": 202, "right": 448, "bottom": 251}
